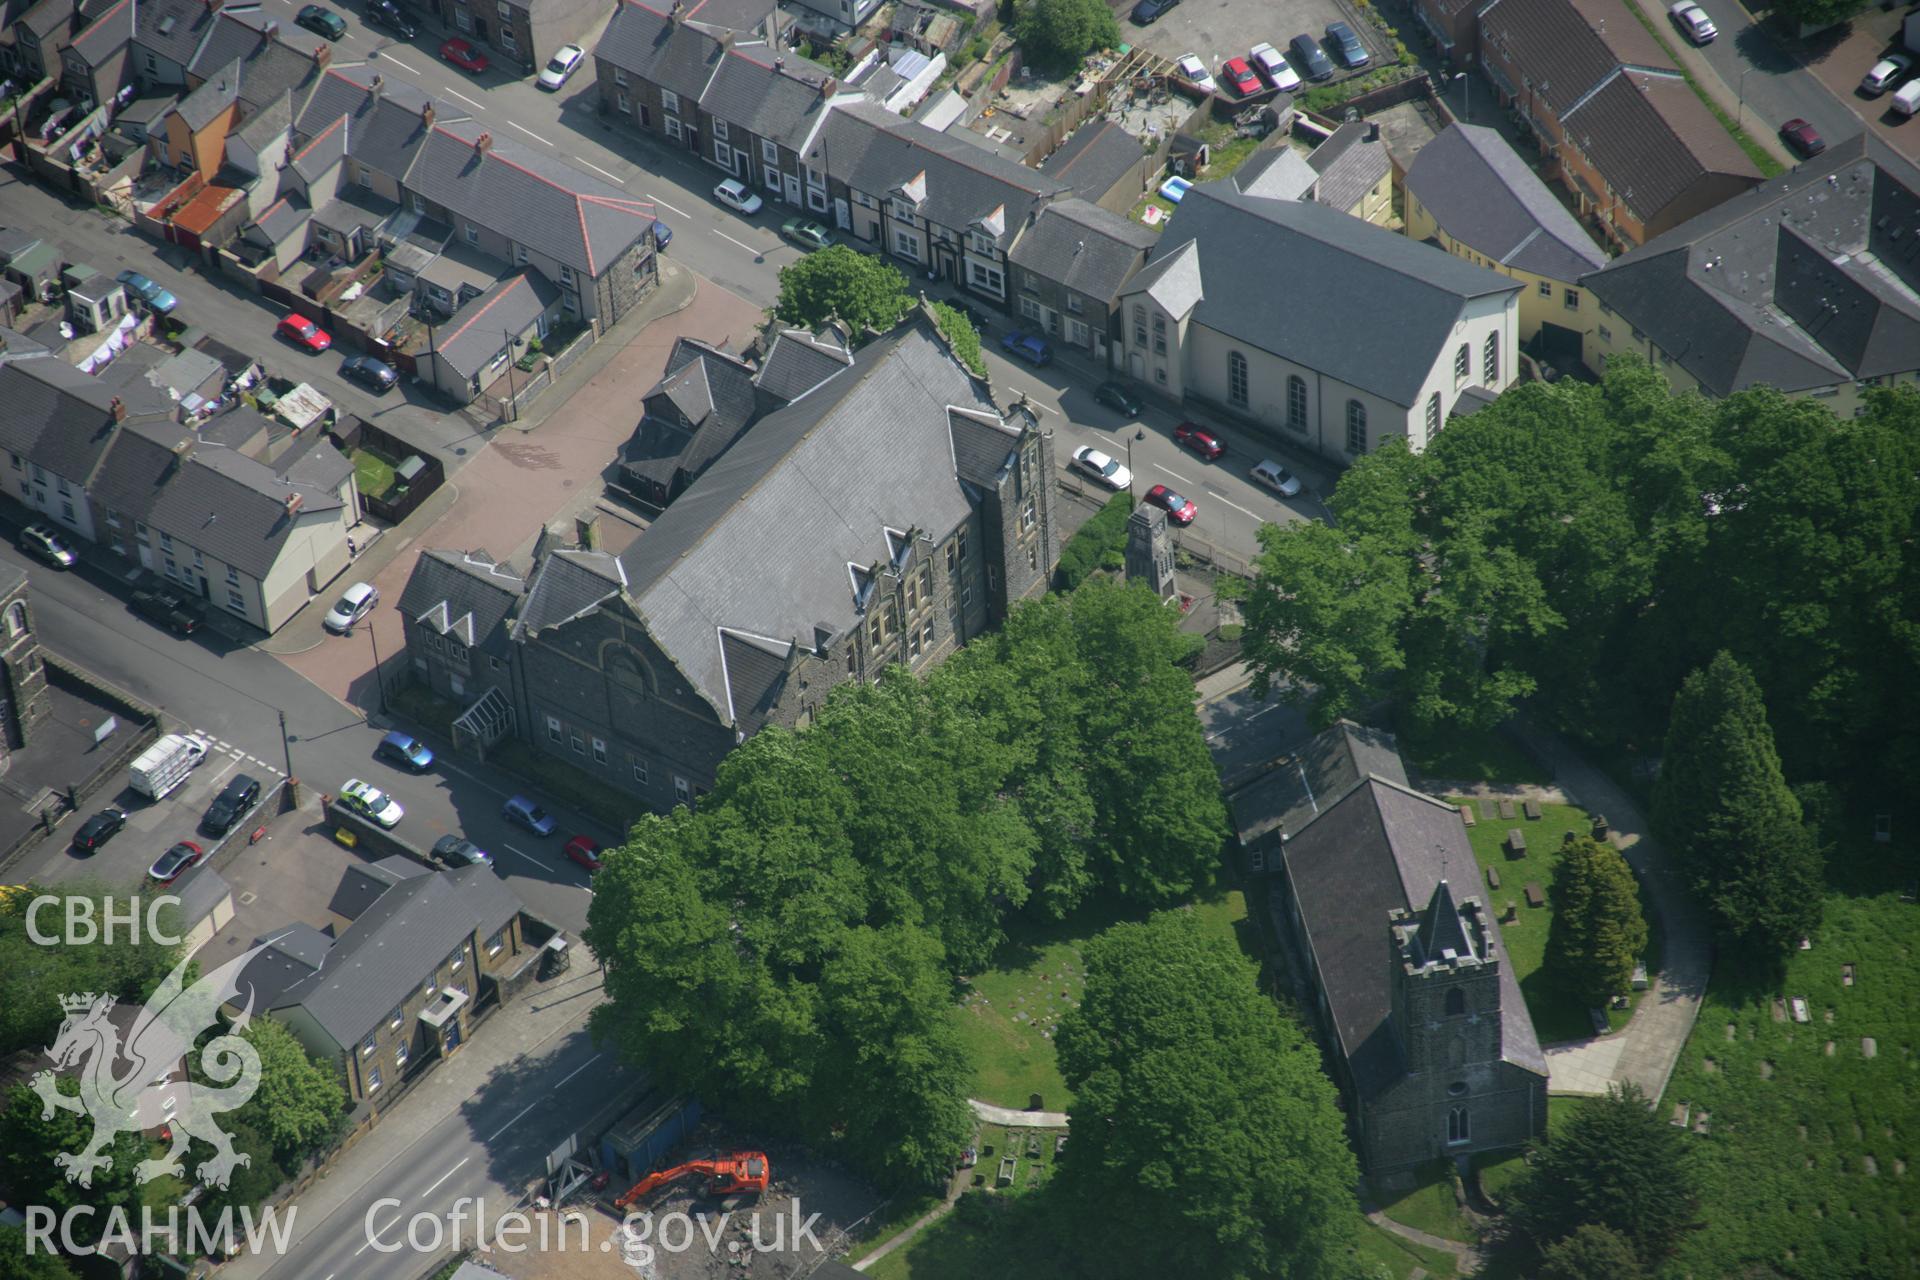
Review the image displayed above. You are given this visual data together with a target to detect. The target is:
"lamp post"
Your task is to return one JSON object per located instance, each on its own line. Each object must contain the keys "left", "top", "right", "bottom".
{"left": 1123, "top": 427, "right": 1145, "bottom": 505}
{"left": 365, "top": 613, "right": 387, "bottom": 713}
{"left": 1453, "top": 71, "right": 1470, "bottom": 123}
{"left": 1736, "top": 65, "right": 1748, "bottom": 131}
{"left": 501, "top": 328, "right": 518, "bottom": 421}
{"left": 278, "top": 708, "right": 294, "bottom": 781}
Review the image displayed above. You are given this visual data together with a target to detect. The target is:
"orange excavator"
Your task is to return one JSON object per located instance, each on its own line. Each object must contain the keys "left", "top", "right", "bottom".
{"left": 612, "top": 1151, "right": 771, "bottom": 1211}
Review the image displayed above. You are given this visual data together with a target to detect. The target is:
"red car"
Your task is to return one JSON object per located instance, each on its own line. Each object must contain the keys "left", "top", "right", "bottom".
{"left": 1778, "top": 118, "right": 1824, "bottom": 158}
{"left": 1221, "top": 56, "right": 1261, "bottom": 98}
{"left": 1173, "top": 421, "right": 1226, "bottom": 461}
{"left": 1145, "top": 483, "right": 1197, "bottom": 525}
{"left": 440, "top": 37, "right": 489, "bottom": 73}
{"left": 563, "top": 835, "right": 602, "bottom": 872}
{"left": 276, "top": 313, "right": 331, "bottom": 352}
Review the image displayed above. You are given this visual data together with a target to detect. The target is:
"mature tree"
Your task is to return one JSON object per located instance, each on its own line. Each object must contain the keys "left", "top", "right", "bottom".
{"left": 0, "top": 1226, "right": 79, "bottom": 1280}
{"left": 1545, "top": 834, "right": 1647, "bottom": 1007}
{"left": 1768, "top": 0, "right": 1869, "bottom": 31}
{"left": 929, "top": 301, "right": 985, "bottom": 377}
{"left": 773, "top": 245, "right": 911, "bottom": 337}
{"left": 1537, "top": 1223, "right": 1645, "bottom": 1280}
{"left": 225, "top": 1018, "right": 347, "bottom": 1166}
{"left": 0, "top": 886, "right": 183, "bottom": 1055}
{"left": 1507, "top": 1083, "right": 1697, "bottom": 1263}
{"left": 0, "top": 1083, "right": 147, "bottom": 1248}
{"left": 1055, "top": 912, "right": 1358, "bottom": 1279}
{"left": 1014, "top": 0, "right": 1119, "bottom": 72}
{"left": 1654, "top": 652, "right": 1824, "bottom": 961}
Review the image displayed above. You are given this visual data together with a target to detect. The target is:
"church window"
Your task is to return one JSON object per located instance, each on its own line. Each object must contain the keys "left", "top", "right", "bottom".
{"left": 1444, "top": 988, "right": 1466, "bottom": 1017}
{"left": 1447, "top": 1107, "right": 1470, "bottom": 1144}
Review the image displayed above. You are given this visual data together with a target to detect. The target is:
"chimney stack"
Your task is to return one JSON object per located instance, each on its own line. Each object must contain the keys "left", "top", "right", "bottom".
{"left": 109, "top": 396, "right": 127, "bottom": 422}
{"left": 474, "top": 131, "right": 492, "bottom": 153}
{"left": 668, "top": 0, "right": 684, "bottom": 21}
{"left": 819, "top": 76, "right": 836, "bottom": 98}
{"left": 314, "top": 42, "right": 332, "bottom": 67}
{"left": 575, "top": 513, "right": 601, "bottom": 551}
{"left": 422, "top": 100, "right": 435, "bottom": 128}
{"left": 370, "top": 73, "right": 385, "bottom": 98}
{"left": 284, "top": 492, "right": 304, "bottom": 517}
{"left": 1366, "top": 121, "right": 1380, "bottom": 141}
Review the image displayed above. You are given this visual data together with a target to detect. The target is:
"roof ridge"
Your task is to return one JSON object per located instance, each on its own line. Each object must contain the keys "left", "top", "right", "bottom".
{"left": 439, "top": 275, "right": 538, "bottom": 347}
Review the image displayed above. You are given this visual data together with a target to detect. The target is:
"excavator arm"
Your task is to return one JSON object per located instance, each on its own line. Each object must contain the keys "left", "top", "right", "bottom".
{"left": 613, "top": 1152, "right": 771, "bottom": 1210}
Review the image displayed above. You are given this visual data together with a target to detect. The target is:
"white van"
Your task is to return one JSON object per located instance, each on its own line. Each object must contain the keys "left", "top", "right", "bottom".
{"left": 1892, "top": 80, "right": 1920, "bottom": 118}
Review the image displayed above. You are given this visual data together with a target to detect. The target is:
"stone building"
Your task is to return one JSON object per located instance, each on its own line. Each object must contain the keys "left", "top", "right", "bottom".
{"left": 0, "top": 562, "right": 52, "bottom": 773}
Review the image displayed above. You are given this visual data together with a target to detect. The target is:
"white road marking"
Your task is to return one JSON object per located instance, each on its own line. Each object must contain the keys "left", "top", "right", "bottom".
{"left": 485, "top": 1054, "right": 600, "bottom": 1142}
{"left": 380, "top": 55, "right": 422, "bottom": 74}
{"left": 715, "top": 230, "right": 759, "bottom": 255}
{"left": 508, "top": 121, "right": 551, "bottom": 144}
{"left": 354, "top": 1214, "right": 400, "bottom": 1257}
{"left": 420, "top": 1157, "right": 470, "bottom": 1198}
{"left": 1153, "top": 462, "right": 1194, "bottom": 485}
{"left": 445, "top": 89, "right": 487, "bottom": 112}
{"left": 579, "top": 159, "right": 624, "bottom": 184}
{"left": 1207, "top": 492, "right": 1261, "bottom": 520}
{"left": 645, "top": 193, "right": 688, "bottom": 217}
{"left": 1010, "top": 388, "right": 1055, "bottom": 413}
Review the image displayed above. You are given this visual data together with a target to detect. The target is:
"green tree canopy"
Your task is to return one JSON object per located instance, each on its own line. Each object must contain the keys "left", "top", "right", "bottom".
{"left": 929, "top": 301, "right": 986, "bottom": 378}
{"left": 0, "top": 1082, "right": 147, "bottom": 1248}
{"left": 1013, "top": 0, "right": 1119, "bottom": 72}
{"left": 1537, "top": 1223, "right": 1646, "bottom": 1280}
{"left": 225, "top": 1018, "right": 347, "bottom": 1166}
{"left": 1545, "top": 834, "right": 1648, "bottom": 1007}
{"left": 773, "top": 245, "right": 912, "bottom": 337}
{"left": 0, "top": 887, "right": 183, "bottom": 1056}
{"left": 1054, "top": 911, "right": 1358, "bottom": 1279}
{"left": 0, "top": 1225, "right": 80, "bottom": 1280}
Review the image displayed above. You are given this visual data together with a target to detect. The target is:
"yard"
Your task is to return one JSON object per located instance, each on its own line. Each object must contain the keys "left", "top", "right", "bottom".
{"left": 351, "top": 447, "right": 397, "bottom": 498}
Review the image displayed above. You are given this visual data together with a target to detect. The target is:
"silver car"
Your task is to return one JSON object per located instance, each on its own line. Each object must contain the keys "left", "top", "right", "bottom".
{"left": 1251, "top": 459, "right": 1304, "bottom": 497}
{"left": 536, "top": 43, "right": 584, "bottom": 91}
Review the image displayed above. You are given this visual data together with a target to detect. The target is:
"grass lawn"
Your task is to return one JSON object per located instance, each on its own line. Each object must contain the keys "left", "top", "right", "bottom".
{"left": 1127, "top": 192, "right": 1175, "bottom": 228}
{"left": 351, "top": 447, "right": 396, "bottom": 498}
{"left": 1353, "top": 1218, "right": 1461, "bottom": 1279}
{"left": 1372, "top": 1160, "right": 1472, "bottom": 1242}
{"left": 952, "top": 890, "right": 1249, "bottom": 1111}
{"left": 1449, "top": 796, "right": 1653, "bottom": 1045}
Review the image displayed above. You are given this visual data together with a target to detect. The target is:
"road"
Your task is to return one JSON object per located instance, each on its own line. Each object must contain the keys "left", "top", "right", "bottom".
{"left": 1678, "top": 0, "right": 1862, "bottom": 154}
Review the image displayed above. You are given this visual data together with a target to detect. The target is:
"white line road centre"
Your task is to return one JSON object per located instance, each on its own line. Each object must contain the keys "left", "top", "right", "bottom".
{"left": 579, "top": 159, "right": 625, "bottom": 183}
{"left": 645, "top": 193, "right": 689, "bottom": 217}
{"left": 508, "top": 121, "right": 551, "bottom": 144}
{"left": 444, "top": 89, "right": 487, "bottom": 111}
{"left": 715, "top": 230, "right": 759, "bottom": 255}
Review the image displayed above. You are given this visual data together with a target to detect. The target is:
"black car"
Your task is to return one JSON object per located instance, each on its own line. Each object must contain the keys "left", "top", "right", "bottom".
{"left": 1290, "top": 32, "right": 1336, "bottom": 81}
{"left": 364, "top": 0, "right": 415, "bottom": 38}
{"left": 72, "top": 808, "right": 127, "bottom": 854}
{"left": 1095, "top": 381, "right": 1142, "bottom": 417}
{"left": 131, "top": 587, "right": 204, "bottom": 635}
{"left": 342, "top": 354, "right": 399, "bottom": 391}
{"left": 944, "top": 298, "right": 992, "bottom": 335}
{"left": 295, "top": 3, "right": 347, "bottom": 39}
{"left": 431, "top": 835, "right": 492, "bottom": 868}
{"left": 202, "top": 774, "right": 262, "bottom": 836}
{"left": 1130, "top": 0, "right": 1178, "bottom": 23}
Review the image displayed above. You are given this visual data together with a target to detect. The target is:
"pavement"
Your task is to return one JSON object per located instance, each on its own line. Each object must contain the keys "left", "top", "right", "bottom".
{"left": 1627, "top": 0, "right": 1815, "bottom": 166}
{"left": 968, "top": 1100, "right": 1070, "bottom": 1127}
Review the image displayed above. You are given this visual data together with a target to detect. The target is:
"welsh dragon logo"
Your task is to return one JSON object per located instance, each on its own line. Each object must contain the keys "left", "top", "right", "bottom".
{"left": 31, "top": 946, "right": 268, "bottom": 1190}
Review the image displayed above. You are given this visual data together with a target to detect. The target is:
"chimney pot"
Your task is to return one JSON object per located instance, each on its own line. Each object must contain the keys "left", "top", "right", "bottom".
{"left": 422, "top": 101, "right": 435, "bottom": 128}
{"left": 475, "top": 131, "right": 492, "bottom": 152}
{"left": 109, "top": 396, "right": 127, "bottom": 422}
{"left": 370, "top": 73, "right": 384, "bottom": 95}
{"left": 819, "top": 76, "right": 836, "bottom": 97}
{"left": 284, "top": 492, "right": 304, "bottom": 516}
{"left": 314, "top": 43, "right": 332, "bottom": 66}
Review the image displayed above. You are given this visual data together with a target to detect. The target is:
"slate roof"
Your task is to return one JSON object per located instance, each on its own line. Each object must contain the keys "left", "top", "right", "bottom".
{"left": 175, "top": 60, "right": 241, "bottom": 132}
{"left": 1228, "top": 720, "right": 1407, "bottom": 850}
{"left": 66, "top": 0, "right": 131, "bottom": 62}
{"left": 132, "top": 0, "right": 221, "bottom": 70}
{"left": 233, "top": 85, "right": 295, "bottom": 152}
{"left": 293, "top": 68, "right": 449, "bottom": 188}
{"left": 433, "top": 272, "right": 562, "bottom": 379}
{"left": 1280, "top": 776, "right": 1548, "bottom": 1096}
{"left": 0, "top": 355, "right": 171, "bottom": 482}
{"left": 18, "top": 0, "right": 76, "bottom": 39}
{"left": 398, "top": 549, "right": 525, "bottom": 653}
{"left": 752, "top": 325, "right": 852, "bottom": 402}
{"left": 1232, "top": 146, "right": 1317, "bottom": 202}
{"left": 1478, "top": 0, "right": 1672, "bottom": 119}
{"left": 698, "top": 43, "right": 837, "bottom": 153}
{"left": 515, "top": 548, "right": 625, "bottom": 635}
{"left": 1561, "top": 72, "right": 1758, "bottom": 226}
{"left": 1405, "top": 124, "right": 1606, "bottom": 282}
{"left": 250, "top": 192, "right": 310, "bottom": 245}
{"left": 288, "top": 112, "right": 349, "bottom": 183}
{"left": 1038, "top": 121, "right": 1145, "bottom": 205}
{"left": 1307, "top": 121, "right": 1390, "bottom": 216}
{"left": 946, "top": 406, "right": 1024, "bottom": 489}
{"left": 265, "top": 862, "right": 522, "bottom": 1046}
{"left": 717, "top": 629, "right": 793, "bottom": 730}
{"left": 1007, "top": 198, "right": 1154, "bottom": 306}
{"left": 1582, "top": 133, "right": 1920, "bottom": 394}
{"left": 1124, "top": 184, "right": 1520, "bottom": 406}
{"left": 621, "top": 338, "right": 761, "bottom": 488}
{"left": 592, "top": 0, "right": 729, "bottom": 100}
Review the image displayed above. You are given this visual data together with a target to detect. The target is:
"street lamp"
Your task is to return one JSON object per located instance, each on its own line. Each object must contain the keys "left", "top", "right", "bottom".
{"left": 1453, "top": 72, "right": 1471, "bottom": 123}
{"left": 1736, "top": 65, "right": 1748, "bottom": 131}
{"left": 364, "top": 614, "right": 387, "bottom": 713}
{"left": 1123, "top": 427, "right": 1145, "bottom": 504}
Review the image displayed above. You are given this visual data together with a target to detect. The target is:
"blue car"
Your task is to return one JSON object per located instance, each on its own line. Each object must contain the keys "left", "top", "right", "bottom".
{"left": 375, "top": 730, "right": 433, "bottom": 772}
{"left": 1000, "top": 330, "right": 1053, "bottom": 366}
{"left": 115, "top": 270, "right": 178, "bottom": 315}
{"left": 652, "top": 219, "right": 672, "bottom": 251}
{"left": 502, "top": 794, "right": 557, "bottom": 837}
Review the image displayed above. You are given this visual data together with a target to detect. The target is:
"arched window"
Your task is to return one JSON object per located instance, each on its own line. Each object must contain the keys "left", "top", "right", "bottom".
{"left": 1444, "top": 987, "right": 1466, "bottom": 1017}
{"left": 1427, "top": 392, "right": 1443, "bottom": 439}
{"left": 602, "top": 643, "right": 655, "bottom": 695}
{"left": 1483, "top": 331, "right": 1499, "bottom": 384}
{"left": 1454, "top": 342, "right": 1469, "bottom": 384}
{"left": 1285, "top": 374, "right": 1306, "bottom": 428}
{"left": 1345, "top": 399, "right": 1366, "bottom": 453}
{"left": 1447, "top": 1107, "right": 1471, "bottom": 1144}
{"left": 1229, "top": 351, "right": 1250, "bottom": 407}
{"left": 3, "top": 602, "right": 24, "bottom": 639}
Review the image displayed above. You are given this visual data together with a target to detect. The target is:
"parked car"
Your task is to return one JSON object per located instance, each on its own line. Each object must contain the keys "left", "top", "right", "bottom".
{"left": 714, "top": 178, "right": 763, "bottom": 215}
{"left": 130, "top": 587, "right": 203, "bottom": 635}
{"left": 375, "top": 730, "right": 434, "bottom": 772}
{"left": 1860, "top": 53, "right": 1912, "bottom": 96}
{"left": 341, "top": 354, "right": 398, "bottom": 391}
{"left": 537, "top": 43, "right": 586, "bottom": 90}
{"left": 563, "top": 835, "right": 602, "bottom": 871}
{"left": 502, "top": 794, "right": 557, "bottom": 836}
{"left": 945, "top": 298, "right": 992, "bottom": 334}
{"left": 1130, "top": 0, "right": 1178, "bottom": 23}
{"left": 322, "top": 581, "right": 379, "bottom": 634}
{"left": 1667, "top": 1, "right": 1716, "bottom": 44}
{"left": 294, "top": 4, "right": 347, "bottom": 40}
{"left": 72, "top": 808, "right": 127, "bottom": 854}
{"left": 276, "top": 313, "right": 331, "bottom": 352}
{"left": 1324, "top": 21, "right": 1369, "bottom": 69}
{"left": 432, "top": 834, "right": 491, "bottom": 867}
{"left": 439, "top": 37, "right": 488, "bottom": 73}
{"left": 1095, "top": 381, "right": 1142, "bottom": 416}
{"left": 652, "top": 219, "right": 673, "bottom": 250}
{"left": 1144, "top": 483, "right": 1197, "bottom": 525}
{"left": 202, "top": 774, "right": 262, "bottom": 837}
{"left": 999, "top": 330, "right": 1053, "bottom": 366}
{"left": 1173, "top": 421, "right": 1226, "bottom": 461}
{"left": 1249, "top": 42, "right": 1301, "bottom": 93}
{"left": 365, "top": 0, "right": 415, "bottom": 38}
{"left": 1221, "top": 56, "right": 1262, "bottom": 98}
{"left": 115, "top": 270, "right": 178, "bottom": 315}
{"left": 148, "top": 841, "right": 205, "bottom": 883}
{"left": 1250, "top": 458, "right": 1304, "bottom": 497}
{"left": 779, "top": 216, "right": 834, "bottom": 250}
{"left": 1894, "top": 79, "right": 1920, "bottom": 117}
{"left": 1071, "top": 446, "right": 1133, "bottom": 492}
{"left": 1175, "top": 54, "right": 1217, "bottom": 95}
{"left": 339, "top": 778, "right": 404, "bottom": 828}
{"left": 18, "top": 522, "right": 77, "bottom": 569}
{"left": 1290, "top": 33, "right": 1335, "bottom": 81}
{"left": 1779, "top": 118, "right": 1825, "bottom": 157}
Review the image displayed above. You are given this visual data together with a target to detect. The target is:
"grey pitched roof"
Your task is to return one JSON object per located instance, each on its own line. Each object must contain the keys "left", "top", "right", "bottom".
{"left": 1228, "top": 720, "right": 1408, "bottom": 850}
{"left": 1280, "top": 777, "right": 1547, "bottom": 1096}
{"left": 433, "top": 272, "right": 561, "bottom": 379}
{"left": 66, "top": 0, "right": 132, "bottom": 63}
{"left": 288, "top": 110, "right": 349, "bottom": 183}
{"left": 1307, "top": 121, "right": 1390, "bottom": 216}
{"left": 1413, "top": 878, "right": 1475, "bottom": 964}
{"left": 0, "top": 356, "right": 171, "bottom": 482}
{"left": 234, "top": 85, "right": 295, "bottom": 151}
{"left": 19, "top": 0, "right": 76, "bottom": 39}
{"left": 622, "top": 338, "right": 761, "bottom": 487}
{"left": 516, "top": 547, "right": 625, "bottom": 635}
{"left": 1405, "top": 124, "right": 1607, "bottom": 282}
{"left": 1124, "top": 184, "right": 1521, "bottom": 406}
{"left": 1008, "top": 198, "right": 1154, "bottom": 305}
{"left": 717, "top": 629, "right": 793, "bottom": 732}
{"left": 399, "top": 549, "right": 525, "bottom": 653}
{"left": 250, "top": 191, "right": 309, "bottom": 245}
{"left": 176, "top": 60, "right": 241, "bottom": 133}
{"left": 752, "top": 326, "right": 852, "bottom": 402}
{"left": 699, "top": 43, "right": 837, "bottom": 152}
{"left": 239, "top": 922, "right": 332, "bottom": 1011}
{"left": 151, "top": 347, "right": 224, "bottom": 398}
{"left": 267, "top": 863, "right": 522, "bottom": 1046}
{"left": 592, "top": 0, "right": 728, "bottom": 99}
{"left": 946, "top": 406, "right": 1023, "bottom": 489}
{"left": 1582, "top": 133, "right": 1920, "bottom": 394}
{"left": 294, "top": 67, "right": 450, "bottom": 188}
{"left": 132, "top": 0, "right": 220, "bottom": 69}
{"left": 1232, "top": 146, "right": 1317, "bottom": 202}
{"left": 602, "top": 319, "right": 998, "bottom": 722}
{"left": 1038, "top": 121, "right": 1146, "bottom": 204}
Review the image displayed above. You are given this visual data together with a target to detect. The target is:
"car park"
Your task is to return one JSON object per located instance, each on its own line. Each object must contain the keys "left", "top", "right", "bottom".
{"left": 502, "top": 794, "right": 558, "bottom": 836}
{"left": 18, "top": 522, "right": 78, "bottom": 569}
{"left": 1222, "top": 56, "right": 1262, "bottom": 98}
{"left": 115, "top": 270, "right": 178, "bottom": 315}
{"left": 130, "top": 587, "right": 203, "bottom": 635}
{"left": 564, "top": 835, "right": 603, "bottom": 871}
{"left": 1130, "top": 0, "right": 1178, "bottom": 23}
{"left": 339, "top": 778, "right": 404, "bottom": 827}
{"left": 295, "top": 4, "right": 347, "bottom": 40}
{"left": 1071, "top": 446, "right": 1133, "bottom": 492}
{"left": 1095, "top": 381, "right": 1142, "bottom": 416}
{"left": 72, "top": 808, "right": 127, "bottom": 853}
{"left": 202, "top": 775, "right": 262, "bottom": 837}
{"left": 1173, "top": 422, "right": 1226, "bottom": 461}
{"left": 999, "top": 330, "right": 1053, "bottom": 366}
{"left": 1290, "top": 33, "right": 1335, "bottom": 81}
{"left": 1324, "top": 22, "right": 1368, "bottom": 69}
{"left": 375, "top": 730, "right": 434, "bottom": 771}
{"left": 1251, "top": 458, "right": 1304, "bottom": 496}
{"left": 537, "top": 43, "right": 585, "bottom": 89}
{"left": 1144, "top": 484, "right": 1197, "bottom": 525}
{"left": 276, "top": 313, "right": 331, "bottom": 352}
{"left": 1667, "top": 1, "right": 1716, "bottom": 44}
{"left": 440, "top": 37, "right": 489, "bottom": 73}
{"left": 1249, "top": 43, "right": 1301, "bottom": 93}
{"left": 1175, "top": 54, "right": 1217, "bottom": 95}
{"left": 779, "top": 216, "right": 834, "bottom": 250}
{"left": 148, "top": 841, "right": 205, "bottom": 883}
{"left": 1860, "top": 53, "right": 1911, "bottom": 96}
{"left": 714, "top": 178, "right": 763, "bottom": 215}
{"left": 341, "top": 354, "right": 398, "bottom": 391}
{"left": 322, "top": 582, "right": 378, "bottom": 634}
{"left": 365, "top": 0, "right": 415, "bottom": 37}
{"left": 432, "top": 835, "right": 492, "bottom": 867}
{"left": 1779, "top": 118, "right": 1825, "bottom": 157}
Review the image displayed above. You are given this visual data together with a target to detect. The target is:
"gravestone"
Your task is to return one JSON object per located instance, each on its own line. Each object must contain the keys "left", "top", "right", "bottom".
{"left": 1506, "top": 828, "right": 1527, "bottom": 857}
{"left": 1498, "top": 798, "right": 1516, "bottom": 820}
{"left": 1525, "top": 882, "right": 1545, "bottom": 908}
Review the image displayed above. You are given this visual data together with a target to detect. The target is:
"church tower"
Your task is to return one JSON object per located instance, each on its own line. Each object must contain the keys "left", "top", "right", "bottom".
{"left": 1388, "top": 879, "right": 1505, "bottom": 1146}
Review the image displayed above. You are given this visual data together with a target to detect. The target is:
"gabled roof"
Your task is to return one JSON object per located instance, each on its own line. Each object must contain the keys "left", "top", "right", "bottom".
{"left": 65, "top": 0, "right": 131, "bottom": 62}
{"left": 1007, "top": 198, "right": 1154, "bottom": 305}
{"left": 0, "top": 355, "right": 171, "bottom": 481}
{"left": 398, "top": 549, "right": 524, "bottom": 653}
{"left": 288, "top": 111, "right": 349, "bottom": 182}
{"left": 698, "top": 43, "right": 837, "bottom": 153}
{"left": 433, "top": 272, "right": 562, "bottom": 379}
{"left": 1560, "top": 71, "right": 1758, "bottom": 225}
{"left": 752, "top": 325, "right": 852, "bottom": 402}
{"left": 1228, "top": 720, "right": 1407, "bottom": 849}
{"left": 592, "top": 0, "right": 729, "bottom": 99}
{"left": 133, "top": 0, "right": 222, "bottom": 69}
{"left": 1405, "top": 124, "right": 1607, "bottom": 282}
{"left": 1306, "top": 121, "right": 1390, "bottom": 215}
{"left": 515, "top": 547, "right": 626, "bottom": 635}
{"left": 717, "top": 628, "right": 793, "bottom": 732}
{"left": 175, "top": 60, "right": 242, "bottom": 133}
{"left": 621, "top": 338, "right": 762, "bottom": 488}
{"left": 1232, "top": 146, "right": 1317, "bottom": 202}
{"left": 1478, "top": 0, "right": 1673, "bottom": 118}
{"left": 249, "top": 191, "right": 310, "bottom": 245}
{"left": 1037, "top": 121, "right": 1146, "bottom": 204}
{"left": 293, "top": 67, "right": 451, "bottom": 187}
{"left": 1124, "top": 184, "right": 1521, "bottom": 405}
